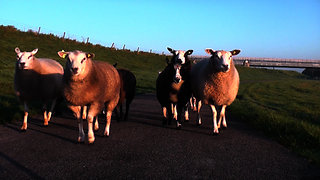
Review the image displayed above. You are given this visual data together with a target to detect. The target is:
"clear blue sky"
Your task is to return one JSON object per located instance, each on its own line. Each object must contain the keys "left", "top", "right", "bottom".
{"left": 1, "top": 0, "right": 319, "bottom": 59}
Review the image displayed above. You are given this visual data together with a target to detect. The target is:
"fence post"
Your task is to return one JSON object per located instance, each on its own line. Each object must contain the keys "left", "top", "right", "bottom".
{"left": 37, "top": 27, "right": 41, "bottom": 35}
{"left": 150, "top": 49, "right": 152, "bottom": 53}
{"left": 111, "top": 43, "right": 115, "bottom": 49}
{"left": 123, "top": 44, "right": 126, "bottom": 50}
{"left": 86, "top": 37, "right": 89, "bottom": 44}
{"left": 62, "top": 32, "right": 66, "bottom": 40}
{"left": 137, "top": 47, "right": 139, "bottom": 54}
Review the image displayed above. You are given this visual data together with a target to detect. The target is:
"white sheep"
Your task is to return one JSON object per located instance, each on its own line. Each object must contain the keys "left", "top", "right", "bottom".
{"left": 14, "top": 47, "right": 63, "bottom": 130}
{"left": 58, "top": 50, "right": 120, "bottom": 144}
{"left": 191, "top": 49, "right": 240, "bottom": 134}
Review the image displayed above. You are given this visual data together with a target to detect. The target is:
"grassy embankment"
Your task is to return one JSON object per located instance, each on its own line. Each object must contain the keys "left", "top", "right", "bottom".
{"left": 1, "top": 25, "right": 319, "bottom": 166}
{"left": 0, "top": 25, "right": 166, "bottom": 123}
{"left": 231, "top": 67, "right": 320, "bottom": 165}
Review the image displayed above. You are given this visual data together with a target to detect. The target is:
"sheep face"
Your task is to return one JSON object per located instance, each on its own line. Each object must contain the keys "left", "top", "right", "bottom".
{"left": 167, "top": 47, "right": 193, "bottom": 65}
{"left": 59, "top": 51, "right": 94, "bottom": 77}
{"left": 205, "top": 49, "right": 240, "bottom": 72}
{"left": 15, "top": 47, "right": 38, "bottom": 70}
{"left": 173, "top": 63, "right": 182, "bottom": 83}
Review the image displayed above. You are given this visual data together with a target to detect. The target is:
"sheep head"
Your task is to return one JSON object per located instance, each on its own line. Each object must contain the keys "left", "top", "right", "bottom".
{"left": 167, "top": 47, "right": 193, "bottom": 65}
{"left": 15, "top": 47, "right": 38, "bottom": 70}
{"left": 205, "top": 49, "right": 240, "bottom": 72}
{"left": 58, "top": 50, "right": 95, "bottom": 77}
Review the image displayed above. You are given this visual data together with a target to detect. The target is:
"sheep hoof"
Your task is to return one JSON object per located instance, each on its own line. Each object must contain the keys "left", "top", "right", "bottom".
{"left": 88, "top": 137, "right": 95, "bottom": 144}
{"left": 78, "top": 136, "right": 85, "bottom": 143}
{"left": 176, "top": 123, "right": 182, "bottom": 130}
{"left": 212, "top": 132, "right": 219, "bottom": 136}
{"left": 213, "top": 129, "right": 219, "bottom": 134}
{"left": 20, "top": 124, "right": 27, "bottom": 131}
{"left": 104, "top": 131, "right": 110, "bottom": 137}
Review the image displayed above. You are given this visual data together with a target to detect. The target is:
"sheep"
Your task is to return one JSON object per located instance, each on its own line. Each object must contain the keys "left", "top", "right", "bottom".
{"left": 14, "top": 47, "right": 63, "bottom": 130}
{"left": 115, "top": 68, "right": 137, "bottom": 121}
{"left": 191, "top": 49, "right": 240, "bottom": 134}
{"left": 58, "top": 50, "right": 120, "bottom": 144}
{"left": 156, "top": 47, "right": 193, "bottom": 128}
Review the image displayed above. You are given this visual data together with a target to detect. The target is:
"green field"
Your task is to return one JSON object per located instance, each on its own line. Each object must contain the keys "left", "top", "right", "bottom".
{"left": 231, "top": 67, "right": 320, "bottom": 165}
{"left": 1, "top": 25, "right": 319, "bottom": 165}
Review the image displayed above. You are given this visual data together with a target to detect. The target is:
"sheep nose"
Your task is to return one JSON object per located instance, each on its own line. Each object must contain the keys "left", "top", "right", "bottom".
{"left": 222, "top": 64, "right": 229, "bottom": 71}
{"left": 173, "top": 77, "right": 181, "bottom": 83}
{"left": 19, "top": 62, "right": 25, "bottom": 68}
{"left": 71, "top": 67, "right": 79, "bottom": 74}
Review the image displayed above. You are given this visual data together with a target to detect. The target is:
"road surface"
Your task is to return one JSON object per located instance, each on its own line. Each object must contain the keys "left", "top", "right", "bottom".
{"left": 0, "top": 94, "right": 319, "bottom": 179}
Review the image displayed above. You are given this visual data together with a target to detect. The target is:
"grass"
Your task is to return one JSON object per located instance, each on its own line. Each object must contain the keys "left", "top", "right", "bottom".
{"left": 231, "top": 67, "right": 320, "bottom": 165}
{"left": 0, "top": 25, "right": 167, "bottom": 123}
{"left": 1, "top": 25, "right": 320, "bottom": 166}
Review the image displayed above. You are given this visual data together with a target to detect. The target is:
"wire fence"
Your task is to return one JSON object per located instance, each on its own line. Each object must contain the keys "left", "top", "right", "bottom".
{"left": 3, "top": 22, "right": 166, "bottom": 55}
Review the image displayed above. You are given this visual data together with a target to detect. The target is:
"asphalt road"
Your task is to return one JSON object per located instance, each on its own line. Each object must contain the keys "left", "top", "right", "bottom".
{"left": 0, "top": 94, "right": 319, "bottom": 179}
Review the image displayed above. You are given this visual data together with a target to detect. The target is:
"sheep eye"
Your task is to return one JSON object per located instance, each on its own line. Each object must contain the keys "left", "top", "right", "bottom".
{"left": 81, "top": 58, "right": 86, "bottom": 63}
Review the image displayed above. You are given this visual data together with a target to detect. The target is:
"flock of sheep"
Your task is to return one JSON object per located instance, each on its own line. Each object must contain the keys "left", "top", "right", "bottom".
{"left": 14, "top": 47, "right": 240, "bottom": 144}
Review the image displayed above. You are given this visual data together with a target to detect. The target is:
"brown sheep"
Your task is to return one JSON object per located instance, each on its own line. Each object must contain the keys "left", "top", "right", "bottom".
{"left": 191, "top": 49, "right": 240, "bottom": 134}
{"left": 58, "top": 50, "right": 120, "bottom": 144}
{"left": 14, "top": 47, "right": 63, "bottom": 130}
{"left": 156, "top": 47, "right": 193, "bottom": 128}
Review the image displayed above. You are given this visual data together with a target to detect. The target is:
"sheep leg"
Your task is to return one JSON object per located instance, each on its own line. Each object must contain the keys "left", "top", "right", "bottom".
{"left": 162, "top": 107, "right": 168, "bottom": 125}
{"left": 124, "top": 100, "right": 130, "bottom": 121}
{"left": 190, "top": 97, "right": 194, "bottom": 110}
{"left": 217, "top": 105, "right": 227, "bottom": 129}
{"left": 210, "top": 105, "right": 219, "bottom": 134}
{"left": 104, "top": 111, "right": 112, "bottom": 137}
{"left": 167, "top": 105, "right": 173, "bottom": 125}
{"left": 196, "top": 100, "right": 202, "bottom": 126}
{"left": 172, "top": 104, "right": 177, "bottom": 121}
{"left": 184, "top": 104, "right": 189, "bottom": 122}
{"left": 176, "top": 104, "right": 183, "bottom": 129}
{"left": 21, "top": 102, "right": 29, "bottom": 130}
{"left": 87, "top": 115, "right": 95, "bottom": 144}
{"left": 193, "top": 97, "right": 197, "bottom": 112}
{"left": 114, "top": 106, "right": 120, "bottom": 122}
{"left": 47, "top": 98, "right": 57, "bottom": 123}
{"left": 82, "top": 106, "right": 87, "bottom": 120}
{"left": 43, "top": 104, "right": 49, "bottom": 126}
{"left": 94, "top": 116, "right": 99, "bottom": 131}
{"left": 69, "top": 105, "right": 85, "bottom": 142}
{"left": 120, "top": 103, "right": 123, "bottom": 121}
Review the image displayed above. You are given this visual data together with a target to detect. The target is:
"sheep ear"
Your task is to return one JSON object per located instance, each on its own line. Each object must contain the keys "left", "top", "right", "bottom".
{"left": 185, "top": 50, "right": 193, "bottom": 56}
{"left": 167, "top": 47, "right": 175, "bottom": 54}
{"left": 230, "top": 49, "right": 241, "bottom": 56}
{"left": 86, "top": 53, "right": 95, "bottom": 59}
{"left": 205, "top": 48, "right": 215, "bottom": 55}
{"left": 58, "top": 50, "right": 68, "bottom": 58}
{"left": 15, "top": 47, "right": 21, "bottom": 54}
{"left": 113, "top": 62, "right": 118, "bottom": 67}
{"left": 31, "top": 48, "right": 38, "bottom": 55}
